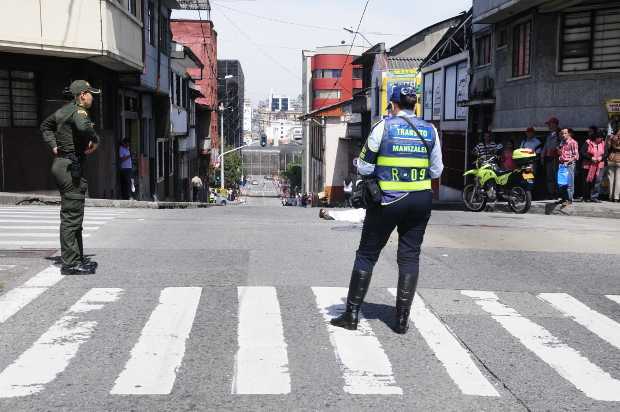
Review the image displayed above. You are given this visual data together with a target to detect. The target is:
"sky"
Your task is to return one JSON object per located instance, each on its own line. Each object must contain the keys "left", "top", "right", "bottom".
{"left": 172, "top": 0, "right": 472, "bottom": 104}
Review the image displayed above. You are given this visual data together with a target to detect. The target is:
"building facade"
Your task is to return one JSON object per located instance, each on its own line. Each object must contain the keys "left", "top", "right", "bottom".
{"left": 217, "top": 60, "right": 245, "bottom": 148}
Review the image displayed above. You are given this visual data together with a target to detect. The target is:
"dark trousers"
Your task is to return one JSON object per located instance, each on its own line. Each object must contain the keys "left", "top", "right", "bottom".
{"left": 51, "top": 157, "right": 87, "bottom": 266}
{"left": 354, "top": 190, "right": 432, "bottom": 275}
{"left": 120, "top": 168, "right": 132, "bottom": 200}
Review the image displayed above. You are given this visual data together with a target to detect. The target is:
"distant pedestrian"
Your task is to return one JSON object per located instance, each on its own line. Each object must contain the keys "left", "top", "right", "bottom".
{"left": 501, "top": 140, "right": 516, "bottom": 170}
{"left": 473, "top": 132, "right": 502, "bottom": 164}
{"left": 607, "top": 131, "right": 620, "bottom": 202}
{"left": 343, "top": 174, "right": 354, "bottom": 208}
{"left": 581, "top": 128, "right": 605, "bottom": 202}
{"left": 119, "top": 138, "right": 134, "bottom": 200}
{"left": 520, "top": 127, "right": 542, "bottom": 156}
{"left": 191, "top": 176, "right": 203, "bottom": 202}
{"left": 558, "top": 128, "right": 579, "bottom": 207}
{"left": 542, "top": 117, "right": 561, "bottom": 199}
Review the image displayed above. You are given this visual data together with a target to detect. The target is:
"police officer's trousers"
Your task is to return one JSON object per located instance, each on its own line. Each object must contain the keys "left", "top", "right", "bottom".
{"left": 51, "top": 157, "right": 87, "bottom": 266}
{"left": 352, "top": 190, "right": 432, "bottom": 310}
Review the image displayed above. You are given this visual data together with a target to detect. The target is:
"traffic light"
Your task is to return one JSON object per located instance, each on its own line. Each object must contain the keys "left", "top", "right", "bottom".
{"left": 260, "top": 134, "right": 267, "bottom": 147}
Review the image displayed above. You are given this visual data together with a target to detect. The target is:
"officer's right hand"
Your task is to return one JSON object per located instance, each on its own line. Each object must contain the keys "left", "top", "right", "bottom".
{"left": 52, "top": 147, "right": 58, "bottom": 156}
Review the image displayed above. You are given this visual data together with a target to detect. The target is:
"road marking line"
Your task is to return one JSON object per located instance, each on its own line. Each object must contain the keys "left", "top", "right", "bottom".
{"left": 0, "top": 266, "right": 63, "bottom": 324}
{"left": 538, "top": 293, "right": 620, "bottom": 350}
{"left": 0, "top": 226, "right": 99, "bottom": 230}
{"left": 0, "top": 233, "right": 91, "bottom": 238}
{"left": 387, "top": 288, "right": 499, "bottom": 397}
{"left": 110, "top": 287, "right": 202, "bottom": 395}
{"left": 0, "top": 220, "right": 108, "bottom": 225}
{"left": 0, "top": 288, "right": 123, "bottom": 397}
{"left": 0, "top": 241, "right": 61, "bottom": 247}
{"left": 0, "top": 208, "right": 125, "bottom": 214}
{"left": 462, "top": 290, "right": 620, "bottom": 401}
{"left": 0, "top": 265, "right": 17, "bottom": 271}
{"left": 312, "top": 287, "right": 402, "bottom": 395}
{"left": 0, "top": 214, "right": 114, "bottom": 220}
{"left": 606, "top": 295, "right": 620, "bottom": 306}
{"left": 232, "top": 286, "right": 290, "bottom": 394}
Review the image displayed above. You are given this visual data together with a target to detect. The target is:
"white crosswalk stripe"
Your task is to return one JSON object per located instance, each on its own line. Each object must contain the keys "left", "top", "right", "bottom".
{"left": 0, "top": 265, "right": 16, "bottom": 271}
{"left": 463, "top": 290, "right": 620, "bottom": 402}
{"left": 0, "top": 206, "right": 126, "bottom": 249}
{"left": 0, "top": 288, "right": 123, "bottom": 397}
{"left": 312, "top": 287, "right": 403, "bottom": 395}
{"left": 0, "top": 285, "right": 619, "bottom": 401}
{"left": 607, "top": 295, "right": 620, "bottom": 306}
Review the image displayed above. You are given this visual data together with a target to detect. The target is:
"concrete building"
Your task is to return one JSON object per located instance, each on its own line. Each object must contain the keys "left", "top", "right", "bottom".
{"left": 218, "top": 60, "right": 245, "bottom": 148}
{"left": 243, "top": 99, "right": 253, "bottom": 145}
{"left": 0, "top": 0, "right": 151, "bottom": 197}
{"left": 469, "top": 0, "right": 620, "bottom": 141}
{"left": 170, "top": 42, "right": 203, "bottom": 201}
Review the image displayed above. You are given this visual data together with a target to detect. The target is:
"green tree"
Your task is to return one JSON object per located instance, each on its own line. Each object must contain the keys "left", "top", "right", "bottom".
{"left": 218, "top": 145, "right": 243, "bottom": 188}
{"left": 283, "top": 163, "right": 302, "bottom": 191}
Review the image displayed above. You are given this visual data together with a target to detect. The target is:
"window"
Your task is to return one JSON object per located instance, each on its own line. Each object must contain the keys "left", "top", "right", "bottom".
{"left": 475, "top": 34, "right": 492, "bottom": 66}
{"left": 560, "top": 8, "right": 620, "bottom": 72}
{"left": 313, "top": 90, "right": 341, "bottom": 100}
{"left": 157, "top": 139, "right": 165, "bottom": 181}
{"left": 281, "top": 98, "right": 289, "bottom": 111}
{"left": 175, "top": 74, "right": 181, "bottom": 107}
{"left": 512, "top": 21, "right": 532, "bottom": 77}
{"left": 0, "top": 69, "right": 38, "bottom": 127}
{"left": 443, "top": 62, "right": 468, "bottom": 121}
{"left": 159, "top": 13, "right": 170, "bottom": 55}
{"left": 497, "top": 28, "right": 507, "bottom": 48}
{"left": 146, "top": 1, "right": 155, "bottom": 46}
{"left": 312, "top": 69, "right": 342, "bottom": 79}
{"left": 169, "top": 139, "right": 174, "bottom": 176}
{"left": 128, "top": 0, "right": 138, "bottom": 17}
{"left": 352, "top": 67, "right": 363, "bottom": 79}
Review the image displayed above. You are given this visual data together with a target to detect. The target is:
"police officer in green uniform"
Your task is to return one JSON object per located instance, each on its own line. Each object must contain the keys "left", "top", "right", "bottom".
{"left": 40, "top": 80, "right": 101, "bottom": 275}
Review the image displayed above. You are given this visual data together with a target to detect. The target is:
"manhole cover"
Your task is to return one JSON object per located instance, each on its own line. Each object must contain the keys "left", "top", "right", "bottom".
{"left": 0, "top": 249, "right": 58, "bottom": 258}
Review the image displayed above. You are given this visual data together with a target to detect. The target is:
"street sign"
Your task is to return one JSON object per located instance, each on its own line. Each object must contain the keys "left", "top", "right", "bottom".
{"left": 177, "top": 1, "right": 211, "bottom": 10}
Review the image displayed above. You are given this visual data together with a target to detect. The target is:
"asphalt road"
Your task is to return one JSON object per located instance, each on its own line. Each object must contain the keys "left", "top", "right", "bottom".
{"left": 0, "top": 199, "right": 619, "bottom": 411}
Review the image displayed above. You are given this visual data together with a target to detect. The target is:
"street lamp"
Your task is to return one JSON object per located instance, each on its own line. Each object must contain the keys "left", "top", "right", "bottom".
{"left": 219, "top": 74, "right": 234, "bottom": 189}
{"left": 343, "top": 27, "right": 373, "bottom": 47}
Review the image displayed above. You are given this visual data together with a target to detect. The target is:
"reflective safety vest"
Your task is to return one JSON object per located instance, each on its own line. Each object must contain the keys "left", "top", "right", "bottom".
{"left": 375, "top": 115, "right": 435, "bottom": 201}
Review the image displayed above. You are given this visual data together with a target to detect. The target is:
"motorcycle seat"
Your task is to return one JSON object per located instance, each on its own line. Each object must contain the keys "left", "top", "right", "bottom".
{"left": 495, "top": 168, "right": 513, "bottom": 175}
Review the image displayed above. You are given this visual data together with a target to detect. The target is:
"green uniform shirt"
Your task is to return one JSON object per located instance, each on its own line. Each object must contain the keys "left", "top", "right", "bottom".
{"left": 40, "top": 102, "right": 101, "bottom": 155}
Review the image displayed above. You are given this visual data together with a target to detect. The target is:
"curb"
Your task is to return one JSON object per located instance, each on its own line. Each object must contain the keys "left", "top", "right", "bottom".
{"left": 0, "top": 192, "right": 220, "bottom": 209}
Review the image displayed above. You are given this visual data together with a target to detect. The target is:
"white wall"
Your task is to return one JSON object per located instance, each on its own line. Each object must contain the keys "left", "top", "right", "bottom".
{"left": 323, "top": 120, "right": 348, "bottom": 188}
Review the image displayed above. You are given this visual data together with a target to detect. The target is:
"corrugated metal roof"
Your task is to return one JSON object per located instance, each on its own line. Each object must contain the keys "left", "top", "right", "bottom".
{"left": 387, "top": 57, "right": 424, "bottom": 70}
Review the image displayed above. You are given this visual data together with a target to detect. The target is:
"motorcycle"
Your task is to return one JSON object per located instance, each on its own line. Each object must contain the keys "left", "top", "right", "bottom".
{"left": 462, "top": 149, "right": 537, "bottom": 214}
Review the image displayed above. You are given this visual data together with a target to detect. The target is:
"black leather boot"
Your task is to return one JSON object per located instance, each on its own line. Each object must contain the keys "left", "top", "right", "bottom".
{"left": 393, "top": 271, "right": 419, "bottom": 334}
{"left": 61, "top": 262, "right": 96, "bottom": 275}
{"left": 330, "top": 269, "right": 373, "bottom": 330}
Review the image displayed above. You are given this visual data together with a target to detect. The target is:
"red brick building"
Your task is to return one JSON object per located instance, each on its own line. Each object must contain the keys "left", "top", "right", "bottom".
{"left": 170, "top": 19, "right": 219, "bottom": 157}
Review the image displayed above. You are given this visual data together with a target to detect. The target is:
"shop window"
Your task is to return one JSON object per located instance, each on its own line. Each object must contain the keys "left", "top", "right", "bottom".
{"left": 312, "top": 69, "right": 343, "bottom": 79}
{"left": 512, "top": 20, "right": 532, "bottom": 77}
{"left": 0, "top": 69, "right": 38, "bottom": 127}
{"left": 560, "top": 7, "right": 620, "bottom": 72}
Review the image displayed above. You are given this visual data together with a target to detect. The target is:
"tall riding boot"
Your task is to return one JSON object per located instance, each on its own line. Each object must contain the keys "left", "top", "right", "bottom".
{"left": 394, "top": 271, "right": 419, "bottom": 334}
{"left": 330, "top": 269, "right": 373, "bottom": 330}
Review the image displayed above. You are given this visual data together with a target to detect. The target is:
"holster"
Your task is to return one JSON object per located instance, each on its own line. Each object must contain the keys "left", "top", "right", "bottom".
{"left": 61, "top": 153, "right": 83, "bottom": 179}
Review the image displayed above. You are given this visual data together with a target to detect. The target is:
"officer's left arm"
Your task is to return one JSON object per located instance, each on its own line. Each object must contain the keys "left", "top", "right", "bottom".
{"left": 429, "top": 125, "right": 444, "bottom": 179}
{"left": 357, "top": 121, "right": 384, "bottom": 176}
{"left": 74, "top": 109, "right": 101, "bottom": 145}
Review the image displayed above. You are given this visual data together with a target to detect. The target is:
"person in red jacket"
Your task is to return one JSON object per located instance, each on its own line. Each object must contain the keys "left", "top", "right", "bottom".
{"left": 581, "top": 128, "right": 606, "bottom": 202}
{"left": 557, "top": 128, "right": 579, "bottom": 207}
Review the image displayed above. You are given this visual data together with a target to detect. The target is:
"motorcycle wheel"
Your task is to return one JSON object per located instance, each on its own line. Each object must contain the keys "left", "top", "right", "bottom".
{"left": 508, "top": 187, "right": 532, "bottom": 214}
{"left": 463, "top": 184, "right": 487, "bottom": 212}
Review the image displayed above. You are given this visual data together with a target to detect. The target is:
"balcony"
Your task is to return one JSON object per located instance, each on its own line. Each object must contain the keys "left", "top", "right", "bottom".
{"left": 474, "top": 0, "right": 548, "bottom": 24}
{"left": 0, "top": 0, "right": 143, "bottom": 71}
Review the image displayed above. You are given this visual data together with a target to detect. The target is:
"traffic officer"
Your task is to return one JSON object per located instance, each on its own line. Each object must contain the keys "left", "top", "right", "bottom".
{"left": 40, "top": 80, "right": 102, "bottom": 275}
{"left": 330, "top": 85, "right": 443, "bottom": 334}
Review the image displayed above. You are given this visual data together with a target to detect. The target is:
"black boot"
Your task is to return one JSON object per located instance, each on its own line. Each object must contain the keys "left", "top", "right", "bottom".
{"left": 330, "top": 269, "right": 373, "bottom": 330}
{"left": 61, "top": 262, "right": 96, "bottom": 275}
{"left": 393, "top": 271, "right": 419, "bottom": 334}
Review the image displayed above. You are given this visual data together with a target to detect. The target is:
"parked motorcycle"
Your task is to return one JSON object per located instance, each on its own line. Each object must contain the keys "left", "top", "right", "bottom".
{"left": 463, "top": 149, "right": 537, "bottom": 214}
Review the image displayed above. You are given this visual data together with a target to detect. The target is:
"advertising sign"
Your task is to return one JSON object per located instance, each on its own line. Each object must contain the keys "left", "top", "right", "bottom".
{"left": 380, "top": 69, "right": 422, "bottom": 118}
{"left": 606, "top": 99, "right": 620, "bottom": 116}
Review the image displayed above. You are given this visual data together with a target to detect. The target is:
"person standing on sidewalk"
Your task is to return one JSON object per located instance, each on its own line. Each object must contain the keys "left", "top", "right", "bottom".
{"left": 119, "top": 138, "right": 133, "bottom": 200}
{"left": 343, "top": 174, "right": 354, "bottom": 208}
{"left": 191, "top": 175, "right": 203, "bottom": 202}
{"left": 542, "top": 117, "right": 561, "bottom": 199}
{"left": 581, "top": 129, "right": 606, "bottom": 202}
{"left": 557, "top": 128, "right": 579, "bottom": 208}
{"left": 607, "top": 131, "right": 620, "bottom": 202}
{"left": 40, "top": 80, "right": 101, "bottom": 275}
{"left": 330, "top": 85, "right": 443, "bottom": 335}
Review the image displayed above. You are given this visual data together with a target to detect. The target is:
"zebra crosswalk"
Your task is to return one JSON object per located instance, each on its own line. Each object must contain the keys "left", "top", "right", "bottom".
{"left": 0, "top": 206, "right": 126, "bottom": 248}
{"left": 0, "top": 266, "right": 619, "bottom": 403}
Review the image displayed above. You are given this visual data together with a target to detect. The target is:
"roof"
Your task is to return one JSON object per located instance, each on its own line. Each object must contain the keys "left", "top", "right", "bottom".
{"left": 389, "top": 13, "right": 465, "bottom": 55}
{"left": 388, "top": 57, "right": 424, "bottom": 70}
{"left": 351, "top": 43, "right": 386, "bottom": 66}
{"left": 299, "top": 99, "right": 353, "bottom": 120}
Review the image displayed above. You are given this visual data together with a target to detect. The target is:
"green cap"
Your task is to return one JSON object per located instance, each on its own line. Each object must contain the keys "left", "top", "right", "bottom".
{"left": 69, "top": 80, "right": 101, "bottom": 96}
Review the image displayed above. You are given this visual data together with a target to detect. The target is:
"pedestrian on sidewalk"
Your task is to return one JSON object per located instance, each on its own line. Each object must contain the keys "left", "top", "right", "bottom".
{"left": 330, "top": 85, "right": 443, "bottom": 335}
{"left": 191, "top": 176, "right": 203, "bottom": 202}
{"left": 40, "top": 80, "right": 101, "bottom": 275}
{"left": 542, "top": 117, "right": 561, "bottom": 199}
{"left": 607, "top": 131, "right": 620, "bottom": 202}
{"left": 557, "top": 128, "right": 579, "bottom": 208}
{"left": 581, "top": 128, "right": 605, "bottom": 202}
{"left": 501, "top": 140, "right": 517, "bottom": 170}
{"left": 472, "top": 132, "right": 502, "bottom": 164}
{"left": 119, "top": 138, "right": 134, "bottom": 200}
{"left": 343, "top": 174, "right": 354, "bottom": 208}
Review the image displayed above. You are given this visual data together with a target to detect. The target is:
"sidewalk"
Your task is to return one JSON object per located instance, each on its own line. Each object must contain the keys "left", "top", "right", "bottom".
{"left": 0, "top": 192, "right": 219, "bottom": 209}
